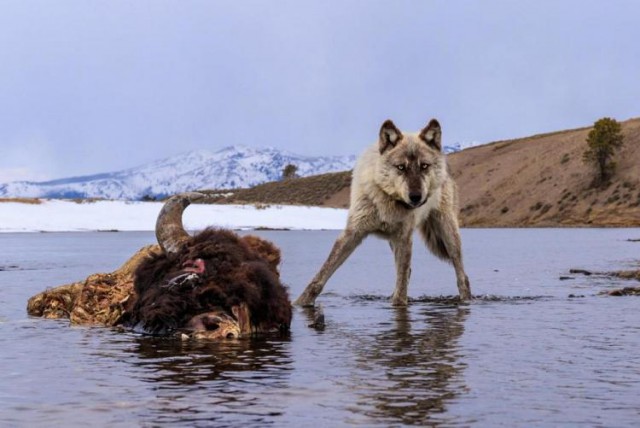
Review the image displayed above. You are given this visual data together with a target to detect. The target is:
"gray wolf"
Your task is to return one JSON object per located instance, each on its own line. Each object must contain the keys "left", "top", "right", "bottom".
{"left": 294, "top": 119, "right": 471, "bottom": 306}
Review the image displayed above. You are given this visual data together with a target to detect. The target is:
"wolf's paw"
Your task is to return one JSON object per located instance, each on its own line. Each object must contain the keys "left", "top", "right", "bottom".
{"left": 390, "top": 294, "right": 408, "bottom": 307}
{"left": 457, "top": 275, "right": 472, "bottom": 301}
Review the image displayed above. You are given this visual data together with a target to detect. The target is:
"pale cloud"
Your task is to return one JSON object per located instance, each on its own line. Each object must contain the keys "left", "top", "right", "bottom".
{"left": 0, "top": 132, "right": 58, "bottom": 182}
{"left": 0, "top": 167, "right": 50, "bottom": 183}
{"left": 0, "top": 0, "right": 639, "bottom": 182}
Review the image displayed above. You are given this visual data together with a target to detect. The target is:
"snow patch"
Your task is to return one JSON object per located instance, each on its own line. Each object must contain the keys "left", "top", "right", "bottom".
{"left": 0, "top": 200, "right": 348, "bottom": 232}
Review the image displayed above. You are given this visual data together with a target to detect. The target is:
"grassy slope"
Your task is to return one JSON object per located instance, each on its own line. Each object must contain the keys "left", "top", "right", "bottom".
{"left": 201, "top": 170, "right": 352, "bottom": 208}
{"left": 449, "top": 117, "right": 640, "bottom": 227}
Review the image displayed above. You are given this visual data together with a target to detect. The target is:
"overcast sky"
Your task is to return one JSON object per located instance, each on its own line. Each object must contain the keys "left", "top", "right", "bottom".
{"left": 1, "top": 0, "right": 639, "bottom": 182}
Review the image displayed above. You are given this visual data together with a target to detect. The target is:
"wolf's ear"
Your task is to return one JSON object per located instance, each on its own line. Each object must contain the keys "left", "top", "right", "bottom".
{"left": 419, "top": 119, "right": 442, "bottom": 151}
{"left": 379, "top": 120, "right": 403, "bottom": 154}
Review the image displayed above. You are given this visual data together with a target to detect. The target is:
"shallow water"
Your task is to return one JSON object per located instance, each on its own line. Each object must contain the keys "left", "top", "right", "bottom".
{"left": 1, "top": 229, "right": 639, "bottom": 427}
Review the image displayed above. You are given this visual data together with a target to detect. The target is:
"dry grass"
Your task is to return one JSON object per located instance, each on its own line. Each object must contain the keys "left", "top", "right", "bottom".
{"left": 0, "top": 197, "right": 106, "bottom": 205}
{"left": 0, "top": 198, "right": 42, "bottom": 204}
{"left": 70, "top": 198, "right": 106, "bottom": 204}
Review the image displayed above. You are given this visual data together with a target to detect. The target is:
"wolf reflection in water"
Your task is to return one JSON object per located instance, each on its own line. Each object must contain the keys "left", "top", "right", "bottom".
{"left": 351, "top": 306, "right": 468, "bottom": 424}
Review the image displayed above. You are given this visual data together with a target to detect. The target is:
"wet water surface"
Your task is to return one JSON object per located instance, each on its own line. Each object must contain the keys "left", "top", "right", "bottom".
{"left": 1, "top": 229, "right": 639, "bottom": 427}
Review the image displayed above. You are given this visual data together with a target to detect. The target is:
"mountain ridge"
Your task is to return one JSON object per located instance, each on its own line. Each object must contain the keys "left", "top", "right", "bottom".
{"left": 0, "top": 145, "right": 357, "bottom": 200}
{"left": 0, "top": 142, "right": 470, "bottom": 201}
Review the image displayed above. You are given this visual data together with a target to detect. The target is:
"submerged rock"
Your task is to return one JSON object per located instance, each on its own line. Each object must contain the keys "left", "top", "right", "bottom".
{"left": 569, "top": 269, "right": 593, "bottom": 276}
{"left": 567, "top": 266, "right": 640, "bottom": 296}
{"left": 601, "top": 287, "right": 640, "bottom": 296}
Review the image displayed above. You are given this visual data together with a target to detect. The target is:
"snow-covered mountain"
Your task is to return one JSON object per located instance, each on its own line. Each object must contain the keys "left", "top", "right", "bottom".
{"left": 0, "top": 142, "right": 475, "bottom": 201}
{"left": 0, "top": 146, "right": 357, "bottom": 200}
{"left": 443, "top": 141, "right": 481, "bottom": 154}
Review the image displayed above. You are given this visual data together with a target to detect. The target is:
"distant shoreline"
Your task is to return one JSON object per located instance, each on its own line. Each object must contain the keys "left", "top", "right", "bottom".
{"left": 0, "top": 199, "right": 348, "bottom": 233}
{"left": 2, "top": 198, "right": 639, "bottom": 233}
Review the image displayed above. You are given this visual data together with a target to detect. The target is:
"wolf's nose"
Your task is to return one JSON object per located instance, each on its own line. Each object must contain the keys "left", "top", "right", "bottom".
{"left": 409, "top": 193, "right": 422, "bottom": 205}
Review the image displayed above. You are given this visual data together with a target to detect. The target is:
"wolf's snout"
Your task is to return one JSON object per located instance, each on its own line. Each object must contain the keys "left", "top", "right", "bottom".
{"left": 409, "top": 192, "right": 422, "bottom": 206}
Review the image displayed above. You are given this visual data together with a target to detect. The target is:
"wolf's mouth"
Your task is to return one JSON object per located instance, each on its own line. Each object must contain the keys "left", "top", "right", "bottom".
{"left": 396, "top": 197, "right": 428, "bottom": 210}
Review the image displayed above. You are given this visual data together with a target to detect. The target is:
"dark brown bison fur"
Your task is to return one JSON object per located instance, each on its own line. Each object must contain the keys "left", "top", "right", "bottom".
{"left": 123, "top": 228, "right": 292, "bottom": 335}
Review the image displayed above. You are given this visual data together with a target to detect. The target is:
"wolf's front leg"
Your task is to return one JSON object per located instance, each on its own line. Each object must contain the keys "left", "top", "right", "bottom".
{"left": 443, "top": 219, "right": 471, "bottom": 301}
{"left": 294, "top": 229, "right": 364, "bottom": 307}
{"left": 438, "top": 215, "right": 471, "bottom": 301}
{"left": 389, "top": 233, "right": 413, "bottom": 306}
{"left": 419, "top": 209, "right": 472, "bottom": 301}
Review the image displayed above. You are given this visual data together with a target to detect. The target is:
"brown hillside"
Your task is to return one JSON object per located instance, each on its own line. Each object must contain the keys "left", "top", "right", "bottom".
{"left": 202, "top": 171, "right": 352, "bottom": 208}
{"left": 449, "top": 117, "right": 640, "bottom": 227}
{"left": 204, "top": 118, "right": 640, "bottom": 227}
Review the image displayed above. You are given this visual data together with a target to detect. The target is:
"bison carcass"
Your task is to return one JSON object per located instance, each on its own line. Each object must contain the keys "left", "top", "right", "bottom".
{"left": 27, "top": 192, "right": 292, "bottom": 339}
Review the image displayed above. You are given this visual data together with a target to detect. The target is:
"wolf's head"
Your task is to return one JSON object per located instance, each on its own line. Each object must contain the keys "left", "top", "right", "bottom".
{"left": 375, "top": 119, "right": 446, "bottom": 209}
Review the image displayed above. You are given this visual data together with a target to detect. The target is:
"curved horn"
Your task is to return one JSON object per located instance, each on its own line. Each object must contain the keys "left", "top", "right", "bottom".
{"left": 155, "top": 192, "right": 206, "bottom": 255}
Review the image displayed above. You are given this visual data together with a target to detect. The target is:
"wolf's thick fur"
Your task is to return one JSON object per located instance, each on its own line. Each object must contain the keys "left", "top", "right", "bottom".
{"left": 294, "top": 119, "right": 471, "bottom": 306}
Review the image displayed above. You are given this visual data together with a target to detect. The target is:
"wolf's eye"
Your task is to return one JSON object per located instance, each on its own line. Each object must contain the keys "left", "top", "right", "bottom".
{"left": 420, "top": 163, "right": 431, "bottom": 170}
{"left": 396, "top": 164, "right": 406, "bottom": 172}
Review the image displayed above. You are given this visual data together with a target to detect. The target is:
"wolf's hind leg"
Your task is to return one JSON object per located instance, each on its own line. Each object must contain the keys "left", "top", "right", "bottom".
{"left": 294, "top": 229, "right": 365, "bottom": 307}
{"left": 419, "top": 210, "right": 471, "bottom": 300}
